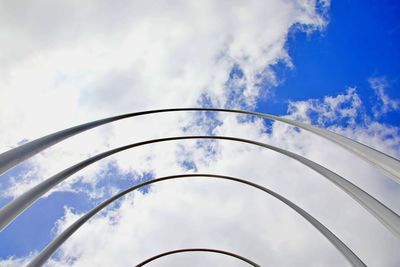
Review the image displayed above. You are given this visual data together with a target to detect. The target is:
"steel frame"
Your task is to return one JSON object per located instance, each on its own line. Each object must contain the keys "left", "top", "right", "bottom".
{"left": 1, "top": 108, "right": 399, "bottom": 266}
{"left": 27, "top": 174, "right": 366, "bottom": 267}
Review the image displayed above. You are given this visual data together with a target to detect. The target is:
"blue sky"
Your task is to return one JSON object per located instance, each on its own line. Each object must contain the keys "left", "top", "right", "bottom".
{"left": 261, "top": 0, "right": 400, "bottom": 122}
{"left": 0, "top": 1, "right": 399, "bottom": 266}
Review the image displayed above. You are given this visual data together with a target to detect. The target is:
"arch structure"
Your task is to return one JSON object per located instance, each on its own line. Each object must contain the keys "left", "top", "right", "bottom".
{"left": 134, "top": 248, "right": 261, "bottom": 267}
{"left": 0, "top": 108, "right": 399, "bottom": 182}
{"left": 0, "top": 108, "right": 398, "bottom": 267}
{"left": 0, "top": 136, "right": 399, "bottom": 239}
{"left": 27, "top": 174, "right": 366, "bottom": 267}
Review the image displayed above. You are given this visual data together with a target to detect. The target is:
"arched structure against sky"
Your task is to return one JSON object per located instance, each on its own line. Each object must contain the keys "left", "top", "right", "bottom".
{"left": 1, "top": 136, "right": 399, "bottom": 238}
{"left": 26, "top": 174, "right": 366, "bottom": 267}
{"left": 1, "top": 108, "right": 399, "bottom": 182}
{"left": 0, "top": 109, "right": 398, "bottom": 266}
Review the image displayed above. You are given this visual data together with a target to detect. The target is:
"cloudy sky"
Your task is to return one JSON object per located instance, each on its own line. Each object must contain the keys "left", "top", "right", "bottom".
{"left": 0, "top": 0, "right": 399, "bottom": 266}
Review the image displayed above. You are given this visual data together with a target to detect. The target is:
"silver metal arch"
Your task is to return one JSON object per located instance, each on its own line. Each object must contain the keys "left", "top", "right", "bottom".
{"left": 26, "top": 174, "right": 366, "bottom": 267}
{"left": 1, "top": 136, "right": 399, "bottom": 239}
{"left": 134, "top": 248, "right": 260, "bottom": 267}
{"left": 0, "top": 108, "right": 399, "bottom": 183}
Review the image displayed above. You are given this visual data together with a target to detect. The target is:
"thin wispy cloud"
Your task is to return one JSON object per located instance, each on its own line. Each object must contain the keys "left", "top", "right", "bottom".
{"left": 369, "top": 76, "right": 400, "bottom": 118}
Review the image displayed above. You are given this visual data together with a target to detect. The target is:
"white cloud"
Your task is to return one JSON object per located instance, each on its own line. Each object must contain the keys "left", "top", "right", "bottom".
{"left": 4, "top": 1, "right": 399, "bottom": 267}
{"left": 286, "top": 87, "right": 400, "bottom": 158}
{"left": 0, "top": 0, "right": 327, "bottom": 197}
{"left": 369, "top": 76, "right": 400, "bottom": 118}
{"left": 0, "top": 254, "right": 34, "bottom": 267}
{"left": 287, "top": 87, "right": 363, "bottom": 126}
{"left": 0, "top": 0, "right": 326, "bottom": 148}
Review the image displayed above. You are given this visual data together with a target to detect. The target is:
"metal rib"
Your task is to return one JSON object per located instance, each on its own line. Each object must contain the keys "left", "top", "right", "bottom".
{"left": 26, "top": 174, "right": 366, "bottom": 267}
{"left": 1, "top": 136, "right": 399, "bottom": 239}
{"left": 0, "top": 108, "right": 398, "bottom": 183}
{"left": 134, "top": 248, "right": 260, "bottom": 267}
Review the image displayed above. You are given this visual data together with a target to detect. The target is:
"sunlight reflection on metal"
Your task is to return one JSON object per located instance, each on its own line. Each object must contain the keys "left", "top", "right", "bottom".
{"left": 26, "top": 174, "right": 366, "bottom": 267}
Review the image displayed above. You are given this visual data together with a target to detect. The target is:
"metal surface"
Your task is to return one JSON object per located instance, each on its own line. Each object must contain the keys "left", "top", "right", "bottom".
{"left": 27, "top": 174, "right": 366, "bottom": 267}
{"left": 1, "top": 108, "right": 399, "bottom": 182}
{"left": 1, "top": 136, "right": 399, "bottom": 239}
{"left": 134, "top": 248, "right": 260, "bottom": 267}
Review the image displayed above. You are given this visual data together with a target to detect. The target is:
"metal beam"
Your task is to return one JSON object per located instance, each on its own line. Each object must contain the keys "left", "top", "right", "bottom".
{"left": 26, "top": 174, "right": 366, "bottom": 267}
{"left": 134, "top": 248, "right": 260, "bottom": 267}
{"left": 0, "top": 108, "right": 398, "bottom": 183}
{"left": 1, "top": 136, "right": 399, "bottom": 239}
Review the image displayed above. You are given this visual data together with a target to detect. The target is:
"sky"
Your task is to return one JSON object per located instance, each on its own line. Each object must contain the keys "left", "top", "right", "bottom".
{"left": 0, "top": 0, "right": 399, "bottom": 266}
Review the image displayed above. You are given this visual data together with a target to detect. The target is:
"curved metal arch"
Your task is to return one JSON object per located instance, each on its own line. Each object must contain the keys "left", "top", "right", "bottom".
{"left": 1, "top": 136, "right": 399, "bottom": 239}
{"left": 134, "top": 248, "right": 260, "bottom": 267}
{"left": 26, "top": 174, "right": 366, "bottom": 267}
{"left": 0, "top": 108, "right": 398, "bottom": 182}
